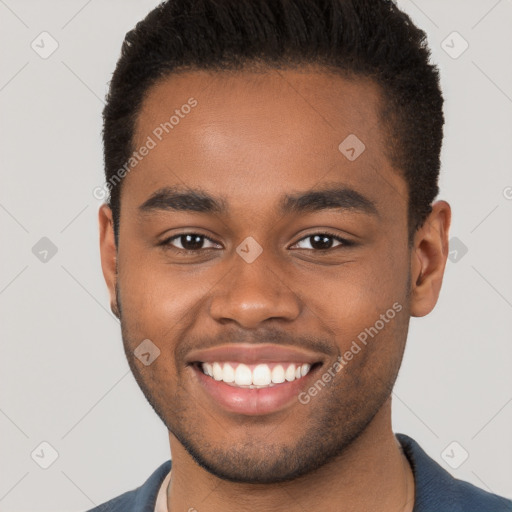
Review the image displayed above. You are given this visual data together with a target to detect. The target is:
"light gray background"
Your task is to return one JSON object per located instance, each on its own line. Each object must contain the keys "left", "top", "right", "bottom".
{"left": 1, "top": 1, "right": 511, "bottom": 511}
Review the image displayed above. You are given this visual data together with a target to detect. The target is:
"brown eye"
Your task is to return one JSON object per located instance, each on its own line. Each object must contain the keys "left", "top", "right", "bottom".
{"left": 161, "top": 233, "right": 220, "bottom": 251}
{"left": 291, "top": 232, "right": 353, "bottom": 251}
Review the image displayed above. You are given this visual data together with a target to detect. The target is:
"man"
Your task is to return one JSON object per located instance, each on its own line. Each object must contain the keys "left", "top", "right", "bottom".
{"left": 90, "top": 0, "right": 512, "bottom": 510}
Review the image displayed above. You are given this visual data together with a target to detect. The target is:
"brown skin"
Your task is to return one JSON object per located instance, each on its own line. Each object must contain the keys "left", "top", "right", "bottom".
{"left": 99, "top": 68, "right": 451, "bottom": 512}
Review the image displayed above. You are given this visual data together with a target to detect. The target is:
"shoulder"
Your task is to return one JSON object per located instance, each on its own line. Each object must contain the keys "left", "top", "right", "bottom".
{"left": 84, "top": 460, "right": 172, "bottom": 512}
{"left": 396, "top": 433, "right": 512, "bottom": 512}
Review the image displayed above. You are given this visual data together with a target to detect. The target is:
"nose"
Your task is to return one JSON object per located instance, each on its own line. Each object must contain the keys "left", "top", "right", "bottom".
{"left": 209, "top": 251, "right": 301, "bottom": 329}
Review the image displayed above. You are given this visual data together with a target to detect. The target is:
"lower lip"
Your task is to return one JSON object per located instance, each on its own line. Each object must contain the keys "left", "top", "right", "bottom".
{"left": 192, "top": 364, "right": 319, "bottom": 416}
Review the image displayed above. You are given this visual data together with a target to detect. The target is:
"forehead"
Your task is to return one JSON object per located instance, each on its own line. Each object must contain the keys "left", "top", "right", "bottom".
{"left": 123, "top": 68, "right": 406, "bottom": 219}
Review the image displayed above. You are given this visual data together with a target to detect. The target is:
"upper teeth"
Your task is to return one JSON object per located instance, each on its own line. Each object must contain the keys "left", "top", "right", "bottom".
{"left": 201, "top": 362, "right": 312, "bottom": 387}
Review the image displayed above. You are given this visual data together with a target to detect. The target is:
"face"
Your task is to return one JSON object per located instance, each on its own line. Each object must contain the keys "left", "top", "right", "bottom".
{"left": 99, "top": 68, "right": 444, "bottom": 484}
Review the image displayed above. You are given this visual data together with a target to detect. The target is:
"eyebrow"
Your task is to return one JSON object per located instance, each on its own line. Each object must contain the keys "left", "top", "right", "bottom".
{"left": 139, "top": 186, "right": 227, "bottom": 214}
{"left": 138, "top": 185, "right": 379, "bottom": 218}
{"left": 281, "top": 186, "right": 379, "bottom": 217}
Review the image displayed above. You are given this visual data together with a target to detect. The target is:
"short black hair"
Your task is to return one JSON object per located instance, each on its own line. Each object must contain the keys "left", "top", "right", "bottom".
{"left": 102, "top": 0, "right": 444, "bottom": 246}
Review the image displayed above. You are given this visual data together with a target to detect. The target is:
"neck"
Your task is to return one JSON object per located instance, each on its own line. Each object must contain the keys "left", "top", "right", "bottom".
{"left": 166, "top": 398, "right": 415, "bottom": 512}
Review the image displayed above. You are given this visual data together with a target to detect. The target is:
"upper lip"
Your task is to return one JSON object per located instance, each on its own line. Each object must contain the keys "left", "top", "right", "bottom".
{"left": 186, "top": 343, "right": 325, "bottom": 365}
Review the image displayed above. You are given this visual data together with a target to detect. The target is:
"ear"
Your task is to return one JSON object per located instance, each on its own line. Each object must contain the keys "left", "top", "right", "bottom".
{"left": 98, "top": 204, "right": 120, "bottom": 319}
{"left": 410, "top": 200, "right": 452, "bottom": 317}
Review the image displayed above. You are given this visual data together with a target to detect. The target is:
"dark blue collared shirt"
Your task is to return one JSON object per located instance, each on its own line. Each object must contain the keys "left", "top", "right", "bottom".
{"left": 86, "top": 433, "right": 512, "bottom": 512}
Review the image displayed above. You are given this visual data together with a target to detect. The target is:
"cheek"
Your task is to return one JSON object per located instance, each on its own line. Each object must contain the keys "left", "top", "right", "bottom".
{"left": 289, "top": 254, "right": 407, "bottom": 331}
{"left": 117, "top": 250, "right": 220, "bottom": 338}
{"left": 290, "top": 250, "right": 409, "bottom": 362}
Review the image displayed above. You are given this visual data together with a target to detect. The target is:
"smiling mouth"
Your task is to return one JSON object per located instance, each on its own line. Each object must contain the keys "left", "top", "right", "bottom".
{"left": 194, "top": 361, "right": 322, "bottom": 388}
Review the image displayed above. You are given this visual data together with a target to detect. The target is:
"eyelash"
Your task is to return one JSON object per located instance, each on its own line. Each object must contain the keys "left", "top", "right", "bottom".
{"left": 159, "top": 231, "right": 355, "bottom": 254}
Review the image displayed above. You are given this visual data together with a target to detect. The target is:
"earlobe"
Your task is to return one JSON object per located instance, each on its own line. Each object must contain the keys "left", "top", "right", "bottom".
{"left": 98, "top": 204, "right": 119, "bottom": 318}
{"left": 409, "top": 200, "right": 451, "bottom": 317}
